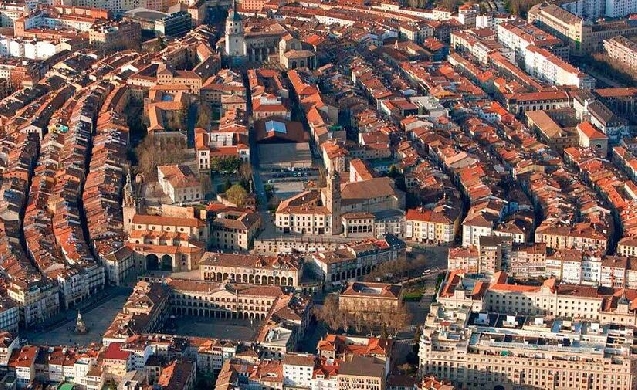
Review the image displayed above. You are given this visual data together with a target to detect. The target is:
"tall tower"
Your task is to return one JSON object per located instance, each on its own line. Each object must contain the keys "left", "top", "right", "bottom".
{"left": 325, "top": 170, "right": 342, "bottom": 235}
{"left": 122, "top": 172, "right": 136, "bottom": 233}
{"left": 225, "top": 0, "right": 246, "bottom": 59}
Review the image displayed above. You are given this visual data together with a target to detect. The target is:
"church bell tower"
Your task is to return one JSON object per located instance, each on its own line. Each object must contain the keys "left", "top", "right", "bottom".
{"left": 225, "top": 0, "right": 247, "bottom": 60}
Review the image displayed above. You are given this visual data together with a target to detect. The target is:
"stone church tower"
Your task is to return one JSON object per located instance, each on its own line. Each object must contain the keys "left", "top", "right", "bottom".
{"left": 122, "top": 173, "right": 137, "bottom": 233}
{"left": 225, "top": 0, "right": 246, "bottom": 60}
{"left": 324, "top": 170, "right": 342, "bottom": 235}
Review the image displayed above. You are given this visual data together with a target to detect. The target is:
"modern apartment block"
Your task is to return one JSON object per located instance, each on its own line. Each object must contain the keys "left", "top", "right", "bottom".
{"left": 604, "top": 36, "right": 637, "bottom": 73}
{"left": 419, "top": 303, "right": 637, "bottom": 390}
{"left": 528, "top": 3, "right": 637, "bottom": 55}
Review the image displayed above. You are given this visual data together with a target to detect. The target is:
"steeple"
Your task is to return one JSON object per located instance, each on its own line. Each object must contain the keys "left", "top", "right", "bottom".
{"left": 325, "top": 170, "right": 342, "bottom": 235}
{"left": 225, "top": 0, "right": 246, "bottom": 58}
{"left": 228, "top": 0, "right": 242, "bottom": 21}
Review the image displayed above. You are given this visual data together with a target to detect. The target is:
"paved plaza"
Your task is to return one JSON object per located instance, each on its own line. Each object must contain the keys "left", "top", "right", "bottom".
{"left": 23, "top": 291, "right": 129, "bottom": 347}
{"left": 172, "top": 317, "right": 259, "bottom": 341}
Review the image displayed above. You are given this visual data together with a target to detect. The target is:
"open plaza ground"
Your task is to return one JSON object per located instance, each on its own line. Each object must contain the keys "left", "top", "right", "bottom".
{"left": 23, "top": 291, "right": 130, "bottom": 347}
{"left": 169, "top": 316, "right": 259, "bottom": 341}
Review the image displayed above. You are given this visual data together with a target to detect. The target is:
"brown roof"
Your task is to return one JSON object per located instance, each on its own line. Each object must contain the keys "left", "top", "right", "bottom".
{"left": 131, "top": 214, "right": 206, "bottom": 228}
{"left": 341, "top": 177, "right": 400, "bottom": 202}
{"left": 341, "top": 281, "right": 402, "bottom": 299}
{"left": 200, "top": 252, "right": 299, "bottom": 271}
{"left": 283, "top": 353, "right": 315, "bottom": 367}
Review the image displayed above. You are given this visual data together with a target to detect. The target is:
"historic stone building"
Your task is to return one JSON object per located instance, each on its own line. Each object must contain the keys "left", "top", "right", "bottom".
{"left": 222, "top": 3, "right": 315, "bottom": 68}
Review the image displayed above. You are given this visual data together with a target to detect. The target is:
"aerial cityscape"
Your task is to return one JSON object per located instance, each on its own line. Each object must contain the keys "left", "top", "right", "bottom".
{"left": 0, "top": 0, "right": 635, "bottom": 388}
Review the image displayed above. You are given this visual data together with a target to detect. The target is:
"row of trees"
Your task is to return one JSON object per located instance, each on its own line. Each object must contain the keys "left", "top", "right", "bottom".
{"left": 590, "top": 53, "right": 637, "bottom": 86}
{"left": 313, "top": 295, "right": 411, "bottom": 337}
{"left": 504, "top": 0, "right": 543, "bottom": 17}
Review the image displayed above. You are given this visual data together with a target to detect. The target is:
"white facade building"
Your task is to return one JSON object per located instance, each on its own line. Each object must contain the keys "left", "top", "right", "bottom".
{"left": 0, "top": 36, "right": 58, "bottom": 59}
{"left": 523, "top": 45, "right": 595, "bottom": 89}
{"left": 283, "top": 353, "right": 315, "bottom": 387}
{"left": 606, "top": 0, "right": 637, "bottom": 17}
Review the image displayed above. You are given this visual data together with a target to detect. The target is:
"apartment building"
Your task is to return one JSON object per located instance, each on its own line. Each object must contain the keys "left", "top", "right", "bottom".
{"left": 282, "top": 353, "right": 315, "bottom": 387}
{"left": 0, "top": 298, "right": 19, "bottom": 333}
{"left": 588, "top": 100, "right": 630, "bottom": 142}
{"left": 88, "top": 20, "right": 142, "bottom": 51}
{"left": 528, "top": 3, "right": 637, "bottom": 55}
{"left": 497, "top": 21, "right": 569, "bottom": 62}
{"left": 606, "top": 0, "right": 637, "bottom": 17}
{"left": 523, "top": 45, "right": 595, "bottom": 89}
{"left": 605, "top": 36, "right": 637, "bottom": 73}
{"left": 508, "top": 243, "right": 547, "bottom": 280}
{"left": 275, "top": 184, "right": 334, "bottom": 235}
{"left": 0, "top": 333, "right": 19, "bottom": 367}
{"left": 419, "top": 304, "right": 637, "bottom": 389}
{"left": 618, "top": 236, "right": 637, "bottom": 257}
{"left": 101, "top": 343, "right": 131, "bottom": 382}
{"left": 338, "top": 356, "right": 386, "bottom": 390}
{"left": 196, "top": 339, "right": 237, "bottom": 372}
{"left": 528, "top": 3, "right": 588, "bottom": 55}
{"left": 6, "top": 280, "right": 60, "bottom": 329}
{"left": 534, "top": 223, "right": 607, "bottom": 252}
{"left": 121, "top": 281, "right": 170, "bottom": 334}
{"left": 477, "top": 236, "right": 508, "bottom": 278}
{"left": 208, "top": 205, "right": 261, "bottom": 251}
{"left": 405, "top": 206, "right": 459, "bottom": 245}
{"left": 447, "top": 246, "right": 479, "bottom": 274}
{"left": 8, "top": 345, "right": 38, "bottom": 388}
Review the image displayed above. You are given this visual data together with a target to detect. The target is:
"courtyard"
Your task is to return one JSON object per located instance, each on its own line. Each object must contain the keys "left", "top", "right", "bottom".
{"left": 167, "top": 316, "right": 259, "bottom": 341}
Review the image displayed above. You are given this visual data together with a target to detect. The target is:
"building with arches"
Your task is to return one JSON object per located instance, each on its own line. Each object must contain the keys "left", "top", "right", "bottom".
{"left": 167, "top": 279, "right": 283, "bottom": 321}
{"left": 199, "top": 253, "right": 301, "bottom": 288}
{"left": 124, "top": 210, "right": 208, "bottom": 273}
{"left": 308, "top": 235, "right": 406, "bottom": 286}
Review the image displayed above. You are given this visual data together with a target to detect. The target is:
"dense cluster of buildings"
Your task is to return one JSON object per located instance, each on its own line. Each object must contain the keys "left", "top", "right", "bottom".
{"left": 2, "top": 0, "right": 637, "bottom": 388}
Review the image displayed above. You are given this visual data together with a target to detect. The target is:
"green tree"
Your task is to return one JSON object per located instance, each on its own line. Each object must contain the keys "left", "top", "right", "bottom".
{"left": 210, "top": 156, "right": 242, "bottom": 173}
{"left": 226, "top": 183, "right": 248, "bottom": 207}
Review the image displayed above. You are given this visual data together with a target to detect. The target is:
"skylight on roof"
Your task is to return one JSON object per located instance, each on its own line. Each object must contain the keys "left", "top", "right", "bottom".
{"left": 265, "top": 120, "right": 286, "bottom": 134}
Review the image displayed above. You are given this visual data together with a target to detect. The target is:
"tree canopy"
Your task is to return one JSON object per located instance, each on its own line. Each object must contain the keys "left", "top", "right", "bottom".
{"left": 211, "top": 156, "right": 242, "bottom": 173}
{"left": 226, "top": 184, "right": 248, "bottom": 207}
